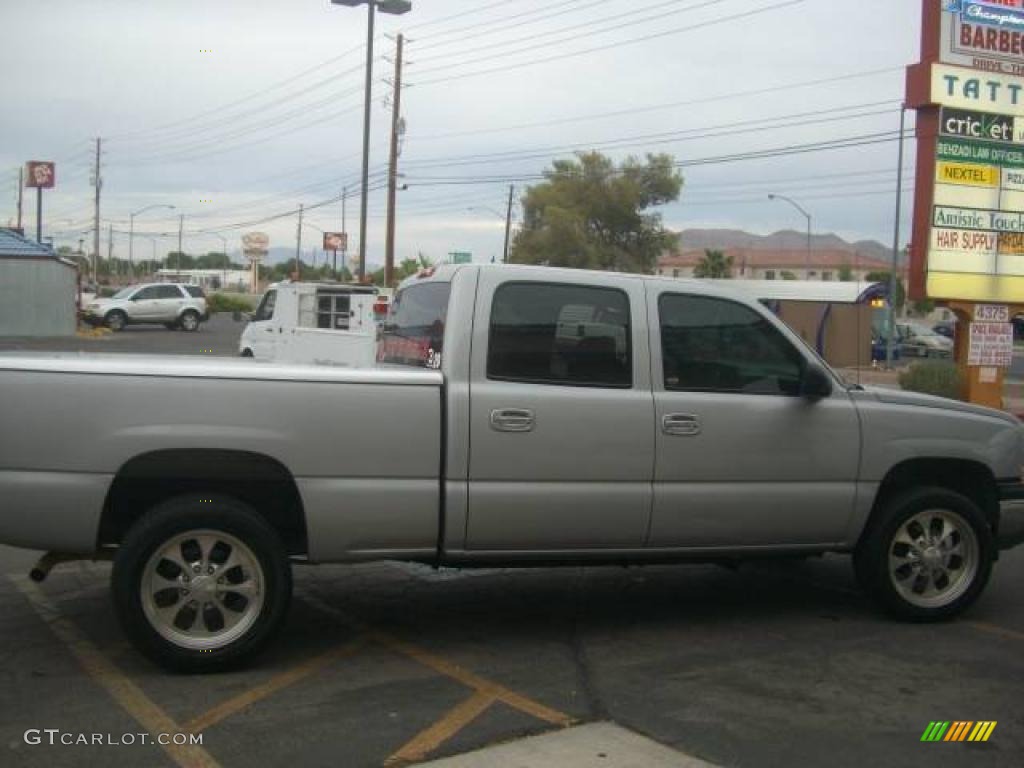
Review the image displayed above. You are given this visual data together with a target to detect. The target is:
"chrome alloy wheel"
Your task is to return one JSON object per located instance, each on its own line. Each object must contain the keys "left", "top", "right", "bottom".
{"left": 888, "top": 509, "right": 979, "bottom": 608}
{"left": 141, "top": 530, "right": 264, "bottom": 650}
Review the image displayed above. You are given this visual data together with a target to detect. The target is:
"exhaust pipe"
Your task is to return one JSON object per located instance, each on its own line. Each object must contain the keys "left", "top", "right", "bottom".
{"left": 29, "top": 551, "right": 113, "bottom": 582}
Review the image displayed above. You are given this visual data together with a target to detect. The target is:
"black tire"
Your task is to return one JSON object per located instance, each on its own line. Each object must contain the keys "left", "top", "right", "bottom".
{"left": 240, "top": 349, "right": 254, "bottom": 358}
{"left": 179, "top": 310, "right": 201, "bottom": 332}
{"left": 853, "top": 487, "right": 994, "bottom": 621}
{"left": 105, "top": 310, "right": 127, "bottom": 332}
{"left": 112, "top": 494, "right": 292, "bottom": 672}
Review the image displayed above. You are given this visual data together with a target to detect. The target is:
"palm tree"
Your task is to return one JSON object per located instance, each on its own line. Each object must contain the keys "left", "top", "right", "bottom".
{"left": 693, "top": 249, "right": 733, "bottom": 278}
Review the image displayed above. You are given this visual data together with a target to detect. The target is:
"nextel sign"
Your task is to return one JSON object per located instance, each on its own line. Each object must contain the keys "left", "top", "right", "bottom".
{"left": 941, "top": 107, "right": 1019, "bottom": 142}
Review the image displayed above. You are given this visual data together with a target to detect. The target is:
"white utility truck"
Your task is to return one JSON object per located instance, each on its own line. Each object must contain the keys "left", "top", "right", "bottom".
{"left": 238, "top": 281, "right": 379, "bottom": 367}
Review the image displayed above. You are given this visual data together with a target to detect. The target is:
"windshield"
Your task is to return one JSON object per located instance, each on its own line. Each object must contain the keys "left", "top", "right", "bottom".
{"left": 903, "top": 323, "right": 941, "bottom": 339}
{"left": 111, "top": 287, "right": 135, "bottom": 299}
{"left": 377, "top": 282, "right": 451, "bottom": 369}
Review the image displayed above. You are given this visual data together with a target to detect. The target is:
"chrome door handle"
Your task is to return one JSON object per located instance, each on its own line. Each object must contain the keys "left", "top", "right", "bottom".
{"left": 490, "top": 408, "right": 535, "bottom": 433}
{"left": 662, "top": 413, "right": 701, "bottom": 436}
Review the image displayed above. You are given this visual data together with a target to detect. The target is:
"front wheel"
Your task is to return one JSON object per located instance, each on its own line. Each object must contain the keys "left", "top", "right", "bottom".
{"left": 105, "top": 310, "right": 127, "bottom": 332}
{"left": 853, "top": 487, "right": 993, "bottom": 621}
{"left": 179, "top": 310, "right": 201, "bottom": 332}
{"left": 112, "top": 495, "right": 292, "bottom": 672}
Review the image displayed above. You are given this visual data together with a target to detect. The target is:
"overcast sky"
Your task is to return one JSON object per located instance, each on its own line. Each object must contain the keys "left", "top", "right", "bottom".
{"left": 0, "top": 0, "right": 921, "bottom": 266}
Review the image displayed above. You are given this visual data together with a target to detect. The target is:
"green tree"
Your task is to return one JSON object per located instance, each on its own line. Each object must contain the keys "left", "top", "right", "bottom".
{"left": 693, "top": 249, "right": 733, "bottom": 278}
{"left": 838, "top": 263, "right": 854, "bottom": 282}
{"left": 510, "top": 151, "right": 682, "bottom": 273}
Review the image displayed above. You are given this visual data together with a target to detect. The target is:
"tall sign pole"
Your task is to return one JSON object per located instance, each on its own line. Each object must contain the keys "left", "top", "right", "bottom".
{"left": 24, "top": 162, "right": 55, "bottom": 245}
{"left": 16, "top": 167, "right": 23, "bottom": 231}
{"left": 906, "top": 0, "right": 1024, "bottom": 408}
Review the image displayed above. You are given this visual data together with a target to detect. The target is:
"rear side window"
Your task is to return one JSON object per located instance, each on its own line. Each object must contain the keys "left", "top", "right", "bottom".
{"left": 156, "top": 285, "right": 184, "bottom": 299}
{"left": 378, "top": 282, "right": 451, "bottom": 369}
{"left": 488, "top": 282, "right": 631, "bottom": 388}
{"left": 184, "top": 286, "right": 205, "bottom": 298}
{"left": 659, "top": 294, "right": 804, "bottom": 396}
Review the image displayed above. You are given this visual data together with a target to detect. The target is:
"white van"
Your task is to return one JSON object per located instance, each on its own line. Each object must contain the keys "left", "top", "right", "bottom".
{"left": 239, "top": 281, "right": 379, "bottom": 367}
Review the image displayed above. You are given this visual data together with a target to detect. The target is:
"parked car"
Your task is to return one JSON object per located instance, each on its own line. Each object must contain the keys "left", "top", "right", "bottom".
{"left": 897, "top": 321, "right": 953, "bottom": 358}
{"left": 870, "top": 334, "right": 900, "bottom": 363}
{"left": 83, "top": 282, "right": 208, "bottom": 332}
{"left": 239, "top": 281, "right": 378, "bottom": 366}
{"left": 2, "top": 264, "right": 1023, "bottom": 671}
{"left": 932, "top": 321, "right": 956, "bottom": 340}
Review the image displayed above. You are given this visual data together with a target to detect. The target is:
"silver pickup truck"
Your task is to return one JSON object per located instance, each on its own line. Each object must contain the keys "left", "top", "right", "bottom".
{"left": 2, "top": 264, "right": 1023, "bottom": 671}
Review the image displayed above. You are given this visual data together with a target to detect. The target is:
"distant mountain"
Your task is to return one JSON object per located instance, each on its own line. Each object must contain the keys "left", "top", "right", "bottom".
{"left": 677, "top": 229, "right": 898, "bottom": 265}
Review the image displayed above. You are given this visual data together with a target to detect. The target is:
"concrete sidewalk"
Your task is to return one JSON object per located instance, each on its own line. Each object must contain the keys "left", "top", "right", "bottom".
{"left": 419, "top": 723, "right": 717, "bottom": 768}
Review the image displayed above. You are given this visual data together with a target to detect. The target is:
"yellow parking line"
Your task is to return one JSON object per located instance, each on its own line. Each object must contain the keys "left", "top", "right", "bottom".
{"left": 385, "top": 691, "right": 495, "bottom": 766}
{"left": 967, "top": 621, "right": 1024, "bottom": 642}
{"left": 11, "top": 576, "right": 220, "bottom": 768}
{"left": 183, "top": 637, "right": 365, "bottom": 734}
{"left": 299, "top": 592, "right": 575, "bottom": 727}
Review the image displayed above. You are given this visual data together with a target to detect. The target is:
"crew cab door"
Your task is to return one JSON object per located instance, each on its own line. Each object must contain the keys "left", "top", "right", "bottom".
{"left": 648, "top": 286, "right": 861, "bottom": 547}
{"left": 466, "top": 271, "right": 654, "bottom": 551}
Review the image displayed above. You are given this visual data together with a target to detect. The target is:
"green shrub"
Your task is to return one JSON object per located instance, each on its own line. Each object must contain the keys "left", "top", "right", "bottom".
{"left": 206, "top": 293, "right": 255, "bottom": 314}
{"left": 898, "top": 361, "right": 962, "bottom": 401}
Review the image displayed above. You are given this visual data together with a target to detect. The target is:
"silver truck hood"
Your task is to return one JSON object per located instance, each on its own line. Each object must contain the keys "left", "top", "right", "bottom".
{"left": 858, "top": 385, "right": 1020, "bottom": 426}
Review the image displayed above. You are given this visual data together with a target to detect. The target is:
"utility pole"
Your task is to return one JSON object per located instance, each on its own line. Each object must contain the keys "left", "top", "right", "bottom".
{"left": 16, "top": 167, "right": 23, "bottom": 231}
{"left": 357, "top": 1, "right": 376, "bottom": 283}
{"left": 886, "top": 106, "right": 907, "bottom": 370}
{"left": 384, "top": 33, "right": 405, "bottom": 289}
{"left": 92, "top": 138, "right": 102, "bottom": 285}
{"left": 295, "top": 203, "right": 304, "bottom": 279}
{"left": 177, "top": 213, "right": 184, "bottom": 275}
{"left": 341, "top": 186, "right": 348, "bottom": 278}
{"left": 503, "top": 184, "right": 514, "bottom": 263}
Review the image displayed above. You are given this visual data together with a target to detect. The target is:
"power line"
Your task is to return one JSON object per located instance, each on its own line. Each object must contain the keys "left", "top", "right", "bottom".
{"left": 409, "top": 0, "right": 804, "bottom": 87}
{"left": 409, "top": 66, "right": 904, "bottom": 143}
{"left": 414, "top": 0, "right": 722, "bottom": 64}
{"left": 403, "top": 100, "right": 901, "bottom": 170}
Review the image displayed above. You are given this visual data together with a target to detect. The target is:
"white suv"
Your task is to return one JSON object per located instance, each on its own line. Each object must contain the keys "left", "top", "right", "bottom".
{"left": 84, "top": 283, "right": 209, "bottom": 332}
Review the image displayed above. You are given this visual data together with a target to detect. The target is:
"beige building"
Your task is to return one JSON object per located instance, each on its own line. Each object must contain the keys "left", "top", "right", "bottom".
{"left": 657, "top": 248, "right": 897, "bottom": 282}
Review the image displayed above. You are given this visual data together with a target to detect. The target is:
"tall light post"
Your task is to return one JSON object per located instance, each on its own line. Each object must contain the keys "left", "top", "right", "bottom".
{"left": 768, "top": 193, "right": 812, "bottom": 277}
{"left": 130, "top": 204, "right": 175, "bottom": 280}
{"left": 331, "top": 0, "right": 413, "bottom": 283}
{"left": 886, "top": 106, "right": 908, "bottom": 370}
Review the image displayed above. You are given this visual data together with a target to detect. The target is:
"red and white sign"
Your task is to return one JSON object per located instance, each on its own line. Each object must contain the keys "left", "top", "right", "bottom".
{"left": 968, "top": 320, "right": 1014, "bottom": 366}
{"left": 323, "top": 232, "right": 348, "bottom": 252}
{"left": 24, "top": 161, "right": 55, "bottom": 189}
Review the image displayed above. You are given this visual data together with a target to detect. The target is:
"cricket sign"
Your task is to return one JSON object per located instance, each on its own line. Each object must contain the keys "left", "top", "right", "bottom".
{"left": 24, "top": 161, "right": 55, "bottom": 189}
{"left": 322, "top": 232, "right": 348, "bottom": 252}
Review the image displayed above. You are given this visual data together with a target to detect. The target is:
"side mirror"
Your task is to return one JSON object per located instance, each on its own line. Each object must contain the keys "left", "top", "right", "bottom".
{"left": 800, "top": 364, "right": 833, "bottom": 400}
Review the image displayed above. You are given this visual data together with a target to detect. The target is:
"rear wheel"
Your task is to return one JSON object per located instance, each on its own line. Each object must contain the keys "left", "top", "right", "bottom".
{"left": 179, "top": 310, "right": 200, "bottom": 332}
{"left": 105, "top": 310, "right": 127, "bottom": 332}
{"left": 854, "top": 487, "right": 993, "bottom": 621}
{"left": 112, "top": 495, "right": 292, "bottom": 672}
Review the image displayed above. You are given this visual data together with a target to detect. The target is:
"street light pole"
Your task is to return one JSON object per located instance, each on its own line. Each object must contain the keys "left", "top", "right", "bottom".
{"left": 177, "top": 213, "right": 184, "bottom": 276}
{"left": 768, "top": 193, "right": 812, "bottom": 276}
{"left": 331, "top": 0, "right": 413, "bottom": 284}
{"left": 130, "top": 204, "right": 175, "bottom": 280}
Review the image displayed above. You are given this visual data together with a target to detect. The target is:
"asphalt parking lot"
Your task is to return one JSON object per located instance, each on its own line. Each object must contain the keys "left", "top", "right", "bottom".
{"left": 1, "top": 324, "right": 1022, "bottom": 768}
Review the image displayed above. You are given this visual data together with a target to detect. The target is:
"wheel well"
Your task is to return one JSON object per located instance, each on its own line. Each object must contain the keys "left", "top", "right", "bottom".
{"left": 99, "top": 449, "right": 307, "bottom": 555}
{"left": 861, "top": 458, "right": 999, "bottom": 542}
